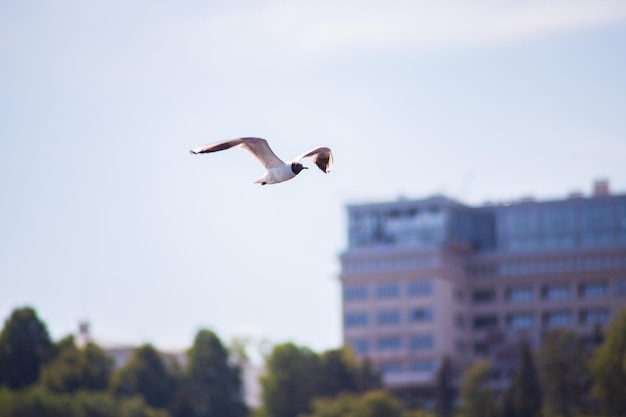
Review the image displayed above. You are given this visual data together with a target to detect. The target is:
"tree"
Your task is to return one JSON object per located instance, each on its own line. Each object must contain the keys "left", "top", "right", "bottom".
{"left": 506, "top": 339, "right": 542, "bottom": 417}
{"left": 316, "top": 346, "right": 359, "bottom": 397}
{"left": 537, "top": 328, "right": 590, "bottom": 417}
{"left": 301, "top": 389, "right": 403, "bottom": 417}
{"left": 40, "top": 337, "right": 114, "bottom": 393}
{"left": 82, "top": 342, "right": 114, "bottom": 390}
{"left": 590, "top": 321, "right": 605, "bottom": 348}
{"left": 460, "top": 360, "right": 495, "bottom": 417}
{"left": 589, "top": 306, "right": 626, "bottom": 416}
{"left": 0, "top": 387, "right": 170, "bottom": 417}
{"left": 39, "top": 336, "right": 84, "bottom": 393}
{"left": 185, "top": 329, "right": 247, "bottom": 417}
{"left": 110, "top": 344, "right": 175, "bottom": 409}
{"left": 259, "top": 342, "right": 320, "bottom": 417}
{"left": 355, "top": 357, "right": 382, "bottom": 392}
{"left": 0, "top": 307, "right": 54, "bottom": 389}
{"left": 434, "top": 356, "right": 455, "bottom": 417}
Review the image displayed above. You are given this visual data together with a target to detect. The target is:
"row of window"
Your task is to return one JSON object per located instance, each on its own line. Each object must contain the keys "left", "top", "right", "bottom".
{"left": 505, "top": 204, "right": 621, "bottom": 232}
{"left": 473, "top": 309, "right": 610, "bottom": 330}
{"left": 504, "top": 233, "right": 626, "bottom": 252}
{"left": 345, "top": 307, "right": 434, "bottom": 327}
{"left": 344, "top": 280, "right": 433, "bottom": 301}
{"left": 341, "top": 256, "right": 437, "bottom": 273}
{"left": 472, "top": 281, "right": 625, "bottom": 304}
{"left": 468, "top": 256, "right": 626, "bottom": 277}
{"left": 369, "top": 334, "right": 435, "bottom": 352}
{"left": 379, "top": 360, "right": 437, "bottom": 374}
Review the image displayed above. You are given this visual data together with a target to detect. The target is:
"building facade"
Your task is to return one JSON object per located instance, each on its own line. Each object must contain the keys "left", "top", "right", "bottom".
{"left": 339, "top": 180, "right": 626, "bottom": 396}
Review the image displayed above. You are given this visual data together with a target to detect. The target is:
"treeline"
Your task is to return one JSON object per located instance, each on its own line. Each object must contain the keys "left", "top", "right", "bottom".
{"left": 0, "top": 307, "right": 247, "bottom": 417}
{"left": 0, "top": 306, "right": 393, "bottom": 417}
{"left": 1, "top": 306, "right": 626, "bottom": 417}
{"left": 457, "top": 306, "right": 626, "bottom": 417}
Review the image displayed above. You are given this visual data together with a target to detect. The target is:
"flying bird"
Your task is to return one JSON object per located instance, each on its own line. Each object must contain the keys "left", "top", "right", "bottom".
{"left": 190, "top": 137, "right": 333, "bottom": 185}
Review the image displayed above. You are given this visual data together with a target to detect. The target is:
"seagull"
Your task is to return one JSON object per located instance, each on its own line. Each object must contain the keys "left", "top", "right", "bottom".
{"left": 190, "top": 137, "right": 333, "bottom": 185}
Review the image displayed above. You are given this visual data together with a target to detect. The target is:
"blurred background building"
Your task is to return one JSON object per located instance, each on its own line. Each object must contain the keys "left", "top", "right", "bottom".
{"left": 339, "top": 179, "right": 626, "bottom": 400}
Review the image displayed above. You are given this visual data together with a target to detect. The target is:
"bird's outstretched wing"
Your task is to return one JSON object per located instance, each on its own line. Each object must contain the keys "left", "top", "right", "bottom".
{"left": 190, "top": 137, "right": 284, "bottom": 169}
{"left": 294, "top": 147, "right": 333, "bottom": 173}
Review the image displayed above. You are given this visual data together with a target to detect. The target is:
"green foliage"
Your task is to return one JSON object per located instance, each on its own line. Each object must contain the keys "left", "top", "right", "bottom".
{"left": 0, "top": 387, "right": 169, "bottom": 417}
{"left": 401, "top": 410, "right": 435, "bottom": 417}
{"left": 357, "top": 390, "right": 404, "bottom": 417}
{"left": 110, "top": 344, "right": 175, "bottom": 409}
{"left": 435, "top": 356, "right": 455, "bottom": 417}
{"left": 83, "top": 343, "right": 115, "bottom": 391}
{"left": 39, "top": 336, "right": 84, "bottom": 393}
{"left": 460, "top": 360, "right": 495, "bottom": 417}
{"left": 300, "top": 389, "right": 403, "bottom": 417}
{"left": 0, "top": 309, "right": 249, "bottom": 417}
{"left": 589, "top": 306, "right": 626, "bottom": 416}
{"left": 538, "top": 328, "right": 591, "bottom": 417}
{"left": 355, "top": 356, "right": 382, "bottom": 392}
{"left": 505, "top": 339, "right": 542, "bottom": 417}
{"left": 258, "top": 344, "right": 379, "bottom": 417}
{"left": 316, "top": 346, "right": 359, "bottom": 397}
{"left": 260, "top": 342, "right": 321, "bottom": 417}
{"left": 0, "top": 306, "right": 55, "bottom": 389}
{"left": 184, "top": 329, "right": 247, "bottom": 417}
{"left": 40, "top": 337, "right": 114, "bottom": 393}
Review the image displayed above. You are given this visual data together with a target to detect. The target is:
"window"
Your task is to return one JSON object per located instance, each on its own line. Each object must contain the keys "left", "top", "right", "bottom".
{"left": 473, "top": 342, "right": 488, "bottom": 355}
{"left": 349, "top": 338, "right": 370, "bottom": 354}
{"left": 473, "top": 315, "right": 498, "bottom": 330}
{"left": 410, "top": 307, "right": 434, "bottom": 322}
{"left": 545, "top": 207, "right": 575, "bottom": 232}
{"left": 377, "top": 336, "right": 402, "bottom": 351}
{"left": 409, "top": 334, "right": 434, "bottom": 350}
{"left": 545, "top": 311, "right": 572, "bottom": 328}
{"left": 377, "top": 310, "right": 401, "bottom": 325}
{"left": 582, "top": 205, "right": 612, "bottom": 229}
{"left": 507, "top": 287, "right": 533, "bottom": 302}
{"left": 508, "top": 313, "right": 534, "bottom": 329}
{"left": 345, "top": 312, "right": 368, "bottom": 327}
{"left": 507, "top": 209, "right": 538, "bottom": 233}
{"left": 543, "top": 285, "right": 571, "bottom": 300}
{"left": 580, "top": 282, "right": 608, "bottom": 298}
{"left": 581, "top": 234, "right": 613, "bottom": 247}
{"left": 509, "top": 237, "right": 541, "bottom": 252}
{"left": 581, "top": 309, "right": 610, "bottom": 325}
{"left": 616, "top": 279, "right": 626, "bottom": 295}
{"left": 409, "top": 361, "right": 435, "bottom": 373}
{"left": 472, "top": 289, "right": 495, "bottom": 304}
{"left": 543, "top": 234, "right": 576, "bottom": 249}
{"left": 377, "top": 282, "right": 400, "bottom": 298}
{"left": 408, "top": 280, "right": 433, "bottom": 296}
{"left": 380, "top": 362, "right": 403, "bottom": 374}
{"left": 344, "top": 285, "right": 368, "bottom": 300}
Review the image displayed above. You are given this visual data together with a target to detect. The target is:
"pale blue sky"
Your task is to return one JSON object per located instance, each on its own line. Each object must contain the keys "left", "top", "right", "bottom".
{"left": 1, "top": 0, "right": 625, "bottom": 356}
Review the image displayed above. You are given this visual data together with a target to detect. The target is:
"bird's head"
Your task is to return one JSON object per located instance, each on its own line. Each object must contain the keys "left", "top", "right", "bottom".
{"left": 291, "top": 162, "right": 308, "bottom": 175}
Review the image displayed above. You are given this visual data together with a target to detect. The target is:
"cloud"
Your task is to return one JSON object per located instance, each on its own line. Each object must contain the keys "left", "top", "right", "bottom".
{"left": 190, "top": 0, "right": 626, "bottom": 56}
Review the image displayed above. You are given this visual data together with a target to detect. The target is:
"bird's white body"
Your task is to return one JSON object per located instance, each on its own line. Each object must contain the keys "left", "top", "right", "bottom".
{"left": 255, "top": 164, "right": 297, "bottom": 185}
{"left": 190, "top": 137, "right": 333, "bottom": 185}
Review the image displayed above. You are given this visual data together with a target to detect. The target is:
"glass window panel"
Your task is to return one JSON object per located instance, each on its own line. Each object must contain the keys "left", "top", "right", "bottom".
{"left": 408, "top": 280, "right": 433, "bottom": 296}
{"left": 410, "top": 307, "right": 434, "bottom": 322}
{"left": 345, "top": 312, "right": 368, "bottom": 327}
{"left": 377, "top": 282, "right": 400, "bottom": 298}
{"left": 377, "top": 310, "right": 401, "bottom": 325}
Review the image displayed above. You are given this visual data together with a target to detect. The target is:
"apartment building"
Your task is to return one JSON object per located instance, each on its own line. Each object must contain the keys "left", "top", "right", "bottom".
{"left": 339, "top": 180, "right": 626, "bottom": 396}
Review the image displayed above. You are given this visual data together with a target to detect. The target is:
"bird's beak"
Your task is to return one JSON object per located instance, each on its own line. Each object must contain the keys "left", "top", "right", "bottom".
{"left": 303, "top": 166, "right": 309, "bottom": 169}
